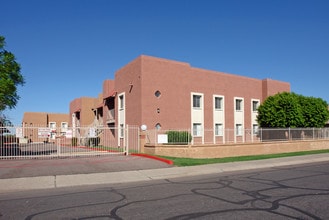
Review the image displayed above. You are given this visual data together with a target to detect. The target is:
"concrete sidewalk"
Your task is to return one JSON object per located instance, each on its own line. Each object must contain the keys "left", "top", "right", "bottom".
{"left": 0, "top": 153, "right": 329, "bottom": 193}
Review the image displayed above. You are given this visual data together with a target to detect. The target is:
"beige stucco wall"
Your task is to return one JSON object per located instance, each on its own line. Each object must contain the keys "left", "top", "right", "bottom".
{"left": 143, "top": 140, "right": 329, "bottom": 158}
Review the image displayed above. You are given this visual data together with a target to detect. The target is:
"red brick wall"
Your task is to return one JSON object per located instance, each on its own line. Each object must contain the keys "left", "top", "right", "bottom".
{"left": 140, "top": 56, "right": 192, "bottom": 129}
{"left": 115, "top": 57, "right": 143, "bottom": 126}
{"left": 24, "top": 55, "right": 291, "bottom": 140}
{"left": 22, "top": 112, "right": 47, "bottom": 126}
{"left": 113, "top": 55, "right": 290, "bottom": 131}
{"left": 48, "top": 113, "right": 69, "bottom": 125}
{"left": 103, "top": 80, "right": 115, "bottom": 98}
{"left": 262, "top": 78, "right": 290, "bottom": 100}
{"left": 22, "top": 112, "right": 69, "bottom": 142}
{"left": 69, "top": 97, "right": 97, "bottom": 126}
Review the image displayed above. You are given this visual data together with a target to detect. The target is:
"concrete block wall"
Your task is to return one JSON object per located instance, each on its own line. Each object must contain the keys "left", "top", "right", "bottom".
{"left": 143, "top": 140, "right": 329, "bottom": 159}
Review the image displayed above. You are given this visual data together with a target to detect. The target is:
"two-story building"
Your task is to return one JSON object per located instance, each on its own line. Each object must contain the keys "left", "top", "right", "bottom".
{"left": 88, "top": 55, "right": 290, "bottom": 144}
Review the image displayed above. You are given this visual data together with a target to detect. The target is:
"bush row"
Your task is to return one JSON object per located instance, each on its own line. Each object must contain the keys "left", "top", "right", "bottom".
{"left": 166, "top": 131, "right": 192, "bottom": 145}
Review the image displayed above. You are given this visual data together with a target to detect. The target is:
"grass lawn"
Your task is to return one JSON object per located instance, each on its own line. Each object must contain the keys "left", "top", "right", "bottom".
{"left": 157, "top": 149, "right": 329, "bottom": 166}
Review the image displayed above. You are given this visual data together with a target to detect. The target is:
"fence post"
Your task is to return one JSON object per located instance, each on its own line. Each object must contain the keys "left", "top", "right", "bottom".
{"left": 154, "top": 128, "right": 157, "bottom": 146}
{"left": 125, "top": 124, "right": 129, "bottom": 155}
{"left": 56, "top": 136, "right": 61, "bottom": 156}
{"left": 140, "top": 130, "right": 147, "bottom": 153}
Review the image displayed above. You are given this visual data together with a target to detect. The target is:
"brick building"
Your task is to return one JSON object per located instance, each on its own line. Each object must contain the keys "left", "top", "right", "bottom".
{"left": 69, "top": 96, "right": 99, "bottom": 127}
{"left": 22, "top": 55, "right": 290, "bottom": 144}
{"left": 22, "top": 112, "right": 69, "bottom": 142}
{"left": 90, "top": 55, "right": 290, "bottom": 144}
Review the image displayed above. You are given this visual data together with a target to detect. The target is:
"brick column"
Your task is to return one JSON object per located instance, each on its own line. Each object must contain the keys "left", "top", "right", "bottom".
{"left": 140, "top": 131, "right": 147, "bottom": 153}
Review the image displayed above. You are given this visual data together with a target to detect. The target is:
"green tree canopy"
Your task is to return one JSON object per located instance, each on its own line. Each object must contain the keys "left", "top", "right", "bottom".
{"left": 298, "top": 95, "right": 329, "bottom": 127}
{"left": 257, "top": 92, "right": 329, "bottom": 128}
{"left": 0, "top": 36, "right": 25, "bottom": 112}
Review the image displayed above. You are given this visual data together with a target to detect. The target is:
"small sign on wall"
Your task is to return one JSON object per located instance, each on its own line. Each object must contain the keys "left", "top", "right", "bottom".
{"left": 89, "top": 127, "right": 96, "bottom": 137}
{"left": 38, "top": 128, "right": 51, "bottom": 138}
{"left": 66, "top": 130, "right": 73, "bottom": 138}
{"left": 158, "top": 134, "right": 168, "bottom": 144}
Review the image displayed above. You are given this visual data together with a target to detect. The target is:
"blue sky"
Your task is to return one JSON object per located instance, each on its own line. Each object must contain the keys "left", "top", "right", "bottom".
{"left": 2, "top": 0, "right": 329, "bottom": 125}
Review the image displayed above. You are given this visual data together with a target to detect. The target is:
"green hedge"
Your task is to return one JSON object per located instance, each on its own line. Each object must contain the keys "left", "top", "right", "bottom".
{"left": 71, "top": 137, "right": 78, "bottom": 146}
{"left": 166, "top": 131, "right": 192, "bottom": 145}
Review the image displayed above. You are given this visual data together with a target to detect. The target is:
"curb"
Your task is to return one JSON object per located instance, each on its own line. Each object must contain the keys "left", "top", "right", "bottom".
{"left": 131, "top": 153, "right": 174, "bottom": 165}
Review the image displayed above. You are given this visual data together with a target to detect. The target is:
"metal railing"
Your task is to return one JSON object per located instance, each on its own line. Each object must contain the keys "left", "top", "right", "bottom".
{"left": 0, "top": 125, "right": 140, "bottom": 160}
{"left": 147, "top": 127, "right": 329, "bottom": 145}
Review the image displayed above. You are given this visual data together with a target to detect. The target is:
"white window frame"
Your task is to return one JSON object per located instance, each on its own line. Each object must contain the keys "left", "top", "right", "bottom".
{"left": 214, "top": 96, "right": 223, "bottom": 110}
{"left": 119, "top": 124, "right": 124, "bottom": 138}
{"left": 193, "top": 123, "right": 202, "bottom": 136}
{"left": 236, "top": 124, "right": 243, "bottom": 136}
{"left": 61, "top": 122, "right": 68, "bottom": 132}
{"left": 253, "top": 124, "right": 259, "bottom": 135}
{"left": 215, "top": 123, "right": 223, "bottom": 136}
{"left": 61, "top": 122, "right": 68, "bottom": 128}
{"left": 252, "top": 100, "right": 259, "bottom": 112}
{"left": 235, "top": 98, "right": 243, "bottom": 111}
{"left": 119, "top": 95, "right": 124, "bottom": 110}
{"left": 192, "top": 94, "right": 202, "bottom": 109}
{"left": 49, "top": 122, "right": 56, "bottom": 129}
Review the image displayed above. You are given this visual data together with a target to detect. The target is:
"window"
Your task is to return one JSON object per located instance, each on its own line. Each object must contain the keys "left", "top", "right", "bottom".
{"left": 119, "top": 95, "right": 124, "bottom": 109}
{"left": 215, "top": 123, "right": 223, "bottom": 136}
{"left": 253, "top": 124, "right": 259, "bottom": 134}
{"left": 155, "top": 123, "right": 161, "bottom": 130}
{"left": 49, "top": 122, "right": 56, "bottom": 129}
{"left": 236, "top": 124, "right": 243, "bottom": 136}
{"left": 193, "top": 95, "right": 202, "bottom": 108}
{"left": 119, "top": 124, "right": 124, "bottom": 138}
{"left": 215, "top": 97, "right": 223, "bottom": 110}
{"left": 155, "top": 90, "right": 161, "bottom": 98}
{"left": 235, "top": 99, "right": 243, "bottom": 111}
{"left": 193, "top": 123, "right": 202, "bottom": 136}
{"left": 61, "top": 122, "right": 68, "bottom": 128}
{"left": 61, "top": 122, "right": 68, "bottom": 132}
{"left": 252, "top": 100, "right": 259, "bottom": 112}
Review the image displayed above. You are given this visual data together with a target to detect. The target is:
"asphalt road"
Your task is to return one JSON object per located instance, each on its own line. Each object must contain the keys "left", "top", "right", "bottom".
{"left": 0, "top": 161, "right": 328, "bottom": 219}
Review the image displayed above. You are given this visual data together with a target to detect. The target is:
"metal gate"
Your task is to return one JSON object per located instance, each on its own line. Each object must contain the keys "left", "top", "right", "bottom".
{"left": 0, "top": 125, "right": 140, "bottom": 160}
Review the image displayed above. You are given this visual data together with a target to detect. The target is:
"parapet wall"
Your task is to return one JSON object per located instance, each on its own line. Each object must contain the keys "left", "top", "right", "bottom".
{"left": 143, "top": 140, "right": 329, "bottom": 158}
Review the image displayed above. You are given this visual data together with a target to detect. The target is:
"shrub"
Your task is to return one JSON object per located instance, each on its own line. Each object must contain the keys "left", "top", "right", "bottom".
{"left": 257, "top": 92, "right": 329, "bottom": 128}
{"left": 166, "top": 131, "right": 192, "bottom": 145}
{"left": 72, "top": 137, "right": 78, "bottom": 146}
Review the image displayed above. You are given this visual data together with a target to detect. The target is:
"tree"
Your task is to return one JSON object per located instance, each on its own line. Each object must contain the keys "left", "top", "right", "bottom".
{"left": 257, "top": 92, "right": 329, "bottom": 128}
{"left": 0, "top": 36, "right": 25, "bottom": 113}
{"left": 298, "top": 95, "right": 329, "bottom": 127}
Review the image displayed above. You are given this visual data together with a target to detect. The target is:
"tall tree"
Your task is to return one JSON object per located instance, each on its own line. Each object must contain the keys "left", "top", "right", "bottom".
{"left": 298, "top": 95, "right": 329, "bottom": 127}
{"left": 257, "top": 92, "right": 329, "bottom": 128}
{"left": 0, "top": 36, "right": 25, "bottom": 114}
